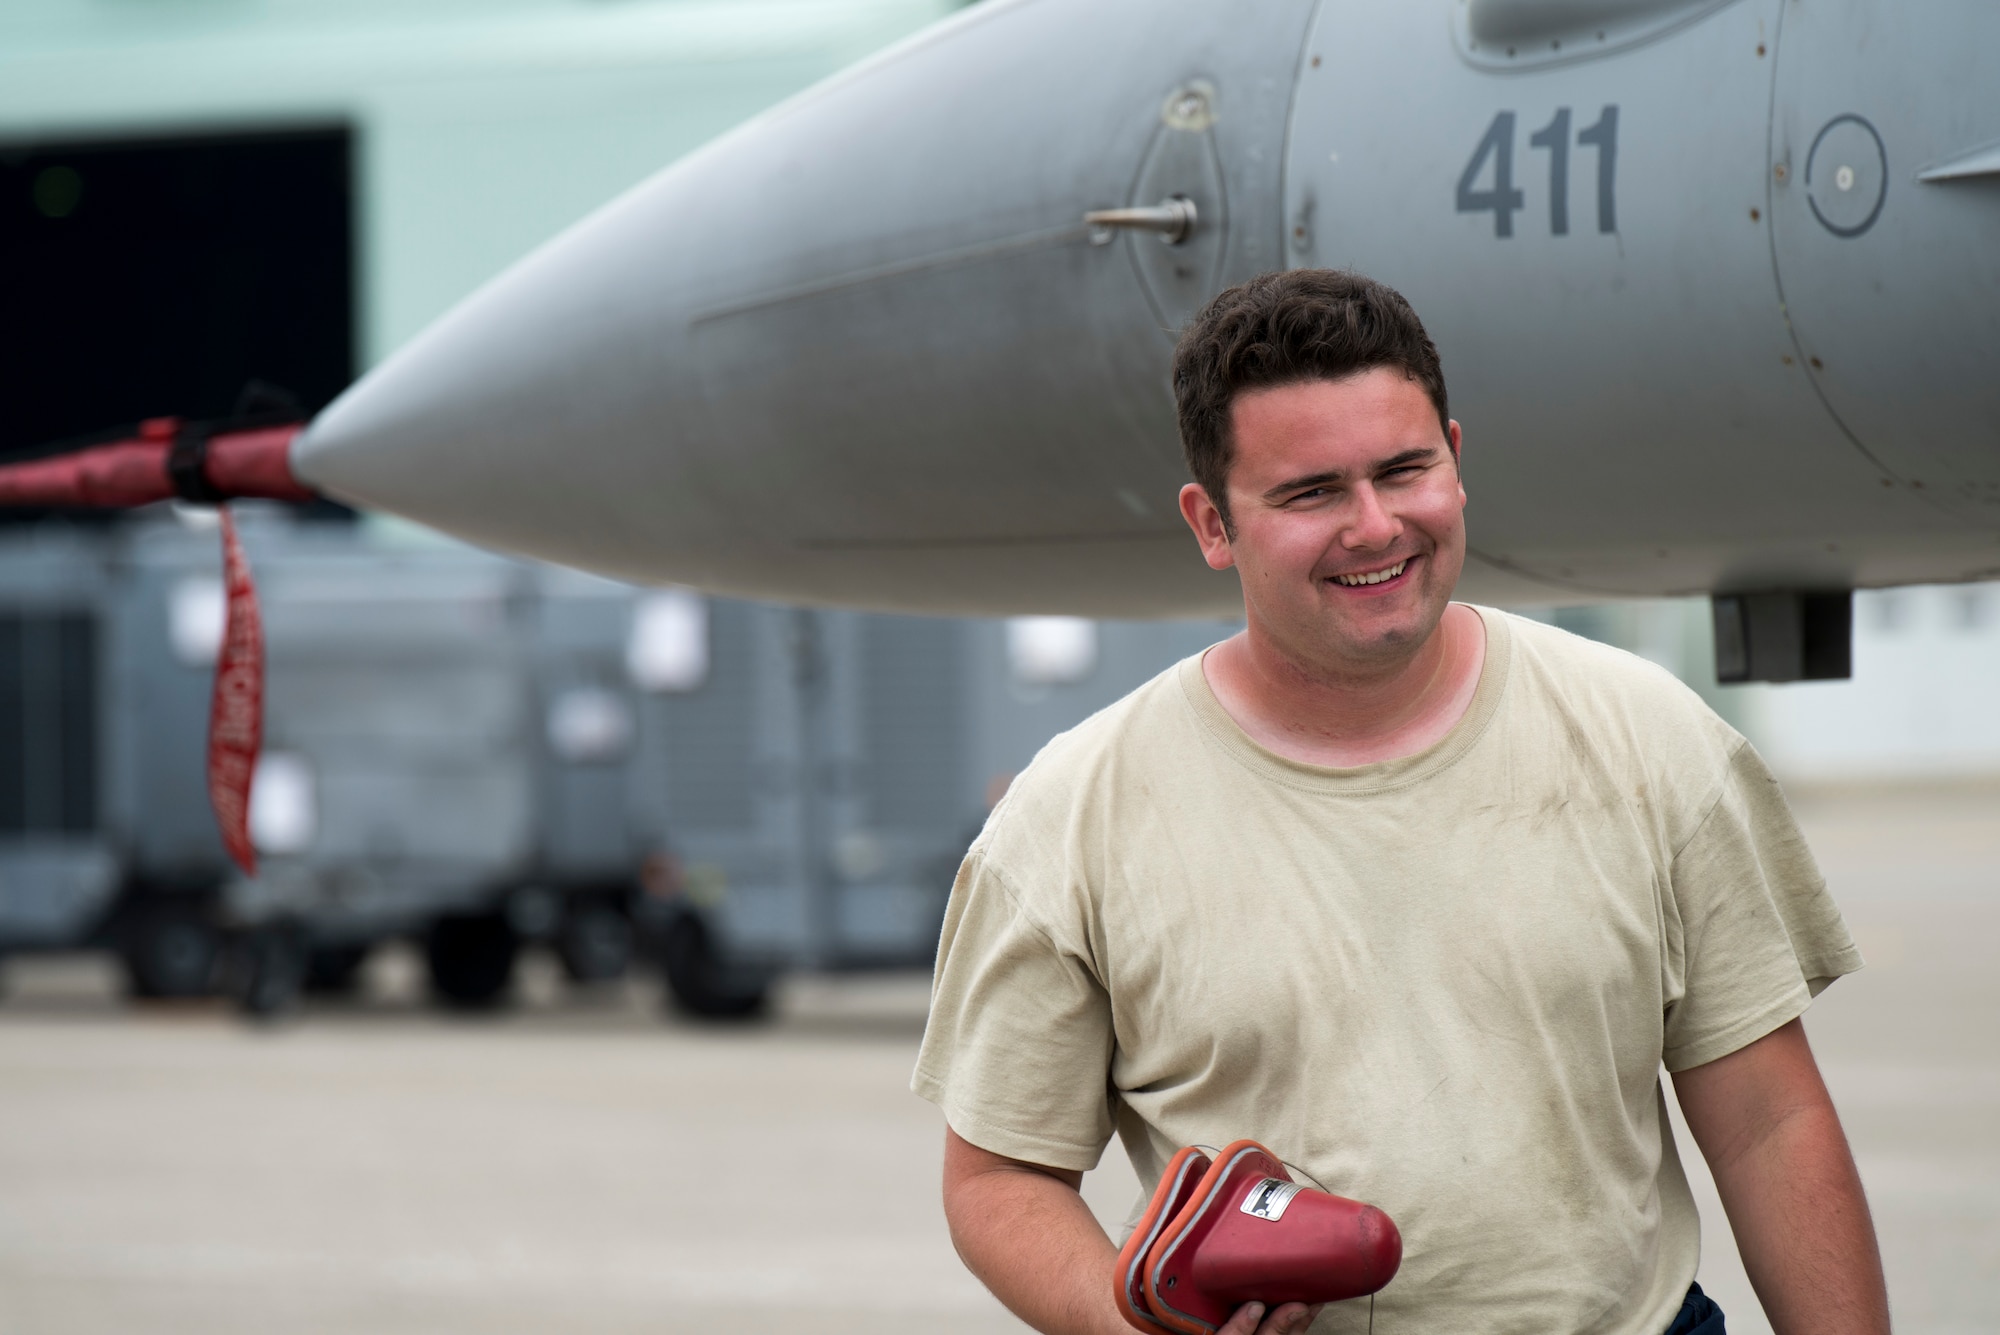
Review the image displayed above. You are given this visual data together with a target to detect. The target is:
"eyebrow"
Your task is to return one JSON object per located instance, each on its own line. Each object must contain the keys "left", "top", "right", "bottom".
{"left": 1261, "top": 446, "right": 1441, "bottom": 502}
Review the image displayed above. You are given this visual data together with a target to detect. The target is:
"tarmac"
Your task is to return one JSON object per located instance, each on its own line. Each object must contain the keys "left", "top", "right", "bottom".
{"left": 0, "top": 782, "right": 1994, "bottom": 1335}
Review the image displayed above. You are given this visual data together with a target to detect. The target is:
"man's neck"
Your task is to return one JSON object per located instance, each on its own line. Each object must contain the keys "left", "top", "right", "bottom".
{"left": 1201, "top": 604, "right": 1488, "bottom": 768}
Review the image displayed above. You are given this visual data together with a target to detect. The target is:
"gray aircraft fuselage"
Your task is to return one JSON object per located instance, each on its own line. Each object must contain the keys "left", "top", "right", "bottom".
{"left": 294, "top": 0, "right": 2000, "bottom": 617}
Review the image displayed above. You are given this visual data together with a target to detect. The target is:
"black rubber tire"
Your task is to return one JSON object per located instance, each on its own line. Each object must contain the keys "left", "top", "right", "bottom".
{"left": 659, "top": 915, "right": 770, "bottom": 1019}
{"left": 426, "top": 913, "right": 518, "bottom": 1009}
{"left": 558, "top": 903, "right": 634, "bottom": 983}
{"left": 123, "top": 907, "right": 222, "bottom": 999}
{"left": 304, "top": 945, "right": 371, "bottom": 995}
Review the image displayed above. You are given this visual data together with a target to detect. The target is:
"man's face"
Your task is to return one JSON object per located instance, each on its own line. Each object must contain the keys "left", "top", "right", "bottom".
{"left": 1178, "top": 369, "right": 1467, "bottom": 677}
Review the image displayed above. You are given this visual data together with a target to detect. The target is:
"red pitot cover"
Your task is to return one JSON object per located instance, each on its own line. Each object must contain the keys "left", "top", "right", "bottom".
{"left": 208, "top": 508, "right": 264, "bottom": 876}
{"left": 0, "top": 417, "right": 305, "bottom": 875}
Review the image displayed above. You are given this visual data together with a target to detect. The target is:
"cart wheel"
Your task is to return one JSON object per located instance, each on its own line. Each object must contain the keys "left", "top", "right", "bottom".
{"left": 123, "top": 906, "right": 222, "bottom": 999}
{"left": 660, "top": 914, "right": 770, "bottom": 1019}
{"left": 426, "top": 913, "right": 518, "bottom": 1009}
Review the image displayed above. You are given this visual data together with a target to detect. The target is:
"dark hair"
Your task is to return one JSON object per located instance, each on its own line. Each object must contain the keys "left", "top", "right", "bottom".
{"left": 1171, "top": 269, "right": 1450, "bottom": 528}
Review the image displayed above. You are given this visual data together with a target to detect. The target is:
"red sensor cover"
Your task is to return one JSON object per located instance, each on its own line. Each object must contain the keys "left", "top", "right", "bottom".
{"left": 1118, "top": 1140, "right": 1402, "bottom": 1335}
{"left": 1116, "top": 1145, "right": 1214, "bottom": 1334}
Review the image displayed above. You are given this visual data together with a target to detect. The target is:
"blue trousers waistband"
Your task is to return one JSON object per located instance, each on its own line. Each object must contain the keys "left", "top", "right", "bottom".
{"left": 1664, "top": 1282, "right": 1726, "bottom": 1335}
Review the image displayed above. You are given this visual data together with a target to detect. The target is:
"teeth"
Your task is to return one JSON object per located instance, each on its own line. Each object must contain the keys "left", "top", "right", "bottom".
{"left": 1334, "top": 560, "right": 1407, "bottom": 587}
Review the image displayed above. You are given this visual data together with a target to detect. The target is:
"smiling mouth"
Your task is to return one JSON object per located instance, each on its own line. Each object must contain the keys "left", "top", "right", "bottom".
{"left": 1331, "top": 558, "right": 1409, "bottom": 588}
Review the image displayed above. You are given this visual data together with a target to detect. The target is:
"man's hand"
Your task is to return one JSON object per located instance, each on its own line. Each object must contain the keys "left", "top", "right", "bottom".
{"left": 1671, "top": 1018, "right": 1890, "bottom": 1335}
{"left": 942, "top": 1127, "right": 1321, "bottom": 1335}
{"left": 1218, "top": 1301, "right": 1324, "bottom": 1335}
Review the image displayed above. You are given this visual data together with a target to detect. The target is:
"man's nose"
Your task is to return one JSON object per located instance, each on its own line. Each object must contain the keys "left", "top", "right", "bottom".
{"left": 1340, "top": 483, "right": 1400, "bottom": 550}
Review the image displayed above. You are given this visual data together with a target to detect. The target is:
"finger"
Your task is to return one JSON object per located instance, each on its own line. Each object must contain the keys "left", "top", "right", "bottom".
{"left": 1256, "top": 1301, "right": 1315, "bottom": 1335}
{"left": 1219, "top": 1302, "right": 1265, "bottom": 1335}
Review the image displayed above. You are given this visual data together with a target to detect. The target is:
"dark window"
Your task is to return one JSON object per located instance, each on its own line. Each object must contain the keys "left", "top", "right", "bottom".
{"left": 0, "top": 126, "right": 354, "bottom": 476}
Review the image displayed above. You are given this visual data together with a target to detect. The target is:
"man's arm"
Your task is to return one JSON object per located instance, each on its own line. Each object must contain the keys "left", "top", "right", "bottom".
{"left": 942, "top": 1127, "right": 1318, "bottom": 1335}
{"left": 1671, "top": 1018, "right": 1890, "bottom": 1335}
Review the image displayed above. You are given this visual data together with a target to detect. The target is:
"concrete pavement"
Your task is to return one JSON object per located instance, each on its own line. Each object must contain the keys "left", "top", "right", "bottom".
{"left": 0, "top": 782, "right": 1992, "bottom": 1334}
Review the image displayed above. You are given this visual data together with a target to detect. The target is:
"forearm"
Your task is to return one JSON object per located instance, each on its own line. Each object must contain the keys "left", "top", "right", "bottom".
{"left": 943, "top": 1128, "right": 1125, "bottom": 1335}
{"left": 1674, "top": 1020, "right": 1889, "bottom": 1335}
{"left": 1704, "top": 1101, "right": 1888, "bottom": 1335}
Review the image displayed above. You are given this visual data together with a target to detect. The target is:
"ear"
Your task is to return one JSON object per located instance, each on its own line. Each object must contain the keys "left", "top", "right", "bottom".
{"left": 1447, "top": 419, "right": 1466, "bottom": 507}
{"left": 1178, "top": 483, "right": 1236, "bottom": 571}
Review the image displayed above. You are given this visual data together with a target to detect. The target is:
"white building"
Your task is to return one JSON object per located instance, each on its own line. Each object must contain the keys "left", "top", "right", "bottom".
{"left": 1746, "top": 584, "right": 2000, "bottom": 781}
{"left": 1528, "top": 587, "right": 2000, "bottom": 784}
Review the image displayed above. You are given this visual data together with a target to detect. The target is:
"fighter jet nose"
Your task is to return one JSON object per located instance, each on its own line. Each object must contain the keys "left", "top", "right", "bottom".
{"left": 290, "top": 182, "right": 712, "bottom": 582}
{"left": 289, "top": 0, "right": 1303, "bottom": 615}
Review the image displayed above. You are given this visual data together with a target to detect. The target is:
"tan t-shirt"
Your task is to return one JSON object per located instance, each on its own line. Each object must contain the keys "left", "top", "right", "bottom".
{"left": 913, "top": 606, "right": 1860, "bottom": 1335}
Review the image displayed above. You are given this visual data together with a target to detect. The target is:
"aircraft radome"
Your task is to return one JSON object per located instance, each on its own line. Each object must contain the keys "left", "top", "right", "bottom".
{"left": 291, "top": 0, "right": 2000, "bottom": 634}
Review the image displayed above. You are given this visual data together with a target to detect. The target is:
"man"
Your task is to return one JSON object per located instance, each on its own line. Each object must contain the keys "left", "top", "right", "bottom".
{"left": 913, "top": 270, "right": 1888, "bottom": 1335}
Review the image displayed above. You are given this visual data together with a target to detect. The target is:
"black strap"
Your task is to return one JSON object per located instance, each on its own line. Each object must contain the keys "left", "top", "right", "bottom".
{"left": 168, "top": 422, "right": 228, "bottom": 505}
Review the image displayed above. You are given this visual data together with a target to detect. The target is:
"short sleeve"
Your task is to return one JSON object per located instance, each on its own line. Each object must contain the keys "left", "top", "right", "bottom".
{"left": 911, "top": 850, "right": 1117, "bottom": 1172}
{"left": 1660, "top": 740, "right": 1864, "bottom": 1072}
